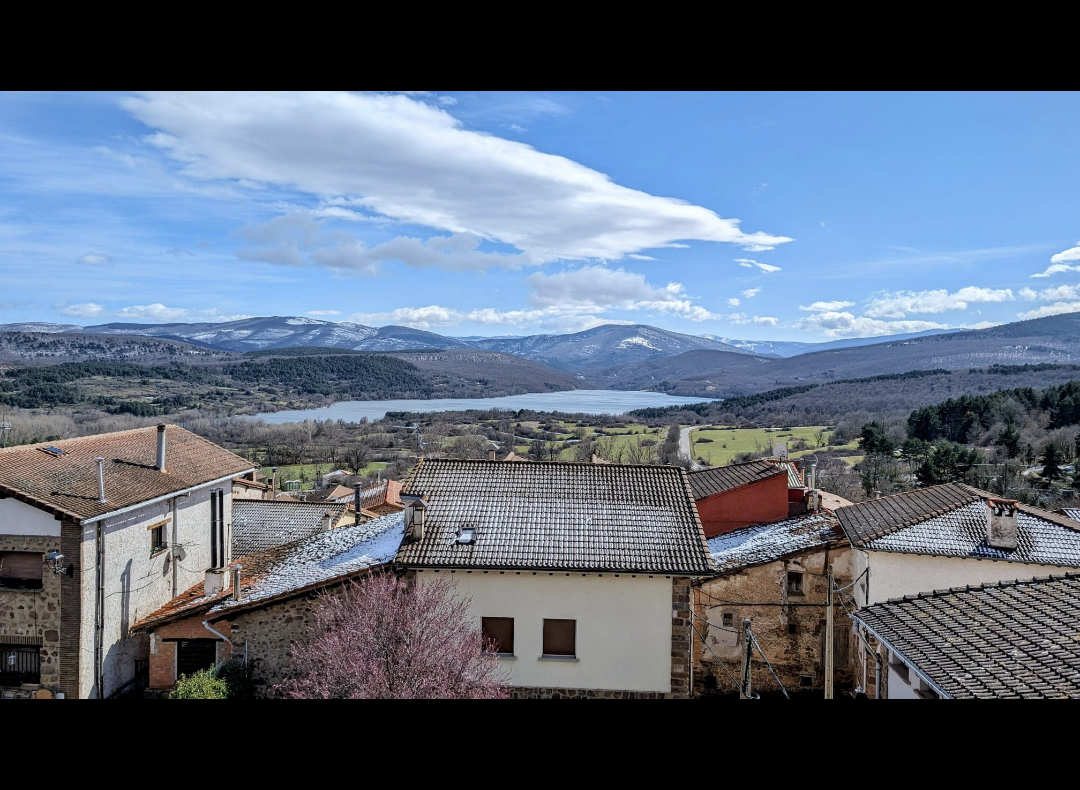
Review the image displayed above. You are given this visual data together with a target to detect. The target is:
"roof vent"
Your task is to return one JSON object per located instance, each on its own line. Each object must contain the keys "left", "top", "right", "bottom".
{"left": 456, "top": 526, "right": 476, "bottom": 545}
{"left": 205, "top": 568, "right": 226, "bottom": 597}
{"left": 986, "top": 497, "right": 1019, "bottom": 551}
{"left": 95, "top": 457, "right": 106, "bottom": 503}
{"left": 156, "top": 424, "right": 167, "bottom": 472}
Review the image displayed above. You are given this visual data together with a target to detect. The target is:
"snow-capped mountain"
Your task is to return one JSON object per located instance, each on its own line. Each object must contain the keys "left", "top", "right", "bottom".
{"left": 706, "top": 329, "right": 953, "bottom": 358}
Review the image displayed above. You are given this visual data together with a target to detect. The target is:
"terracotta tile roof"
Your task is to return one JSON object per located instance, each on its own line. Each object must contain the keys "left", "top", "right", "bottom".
{"left": 836, "top": 483, "right": 1080, "bottom": 567}
{"left": 687, "top": 460, "right": 785, "bottom": 500}
{"left": 706, "top": 513, "right": 844, "bottom": 574}
{"left": 358, "top": 479, "right": 403, "bottom": 510}
{"left": 852, "top": 574, "right": 1080, "bottom": 699}
{"left": 395, "top": 459, "right": 712, "bottom": 574}
{"left": 132, "top": 512, "right": 405, "bottom": 630}
{"left": 502, "top": 452, "right": 531, "bottom": 462}
{"left": 232, "top": 500, "right": 350, "bottom": 555}
{"left": 303, "top": 484, "right": 354, "bottom": 502}
{"left": 233, "top": 477, "right": 269, "bottom": 490}
{"left": 0, "top": 425, "right": 253, "bottom": 522}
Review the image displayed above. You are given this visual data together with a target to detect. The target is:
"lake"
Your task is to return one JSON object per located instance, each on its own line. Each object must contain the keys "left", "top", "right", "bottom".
{"left": 252, "top": 390, "right": 714, "bottom": 424}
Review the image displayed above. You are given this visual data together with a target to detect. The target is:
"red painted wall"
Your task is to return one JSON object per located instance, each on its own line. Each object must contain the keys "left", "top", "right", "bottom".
{"left": 695, "top": 474, "right": 790, "bottom": 538}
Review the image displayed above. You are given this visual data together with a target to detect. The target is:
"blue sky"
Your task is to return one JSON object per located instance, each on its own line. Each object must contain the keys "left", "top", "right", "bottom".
{"left": 1, "top": 91, "right": 1077, "bottom": 340}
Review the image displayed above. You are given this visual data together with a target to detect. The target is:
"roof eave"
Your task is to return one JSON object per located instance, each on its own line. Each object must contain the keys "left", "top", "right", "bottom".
{"left": 849, "top": 614, "right": 954, "bottom": 699}
{"left": 81, "top": 468, "right": 256, "bottom": 525}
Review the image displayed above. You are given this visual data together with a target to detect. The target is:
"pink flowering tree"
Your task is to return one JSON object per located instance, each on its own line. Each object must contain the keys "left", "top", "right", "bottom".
{"left": 278, "top": 573, "right": 509, "bottom": 699}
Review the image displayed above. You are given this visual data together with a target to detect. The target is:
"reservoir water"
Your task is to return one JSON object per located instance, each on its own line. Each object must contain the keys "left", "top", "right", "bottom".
{"left": 252, "top": 390, "right": 714, "bottom": 424}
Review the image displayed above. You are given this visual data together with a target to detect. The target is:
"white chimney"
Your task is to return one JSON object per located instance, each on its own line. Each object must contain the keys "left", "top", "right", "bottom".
{"left": 986, "top": 498, "right": 1019, "bottom": 550}
{"left": 95, "top": 457, "right": 106, "bottom": 502}
{"left": 402, "top": 494, "right": 427, "bottom": 541}
{"left": 320, "top": 512, "right": 334, "bottom": 532}
{"left": 231, "top": 565, "right": 243, "bottom": 600}
{"left": 810, "top": 462, "right": 818, "bottom": 490}
{"left": 488, "top": 449, "right": 496, "bottom": 461}
{"left": 205, "top": 568, "right": 226, "bottom": 597}
{"left": 156, "top": 424, "right": 167, "bottom": 471}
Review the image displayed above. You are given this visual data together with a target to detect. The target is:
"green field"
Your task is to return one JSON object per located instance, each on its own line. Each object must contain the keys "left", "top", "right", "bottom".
{"left": 689, "top": 426, "right": 843, "bottom": 467}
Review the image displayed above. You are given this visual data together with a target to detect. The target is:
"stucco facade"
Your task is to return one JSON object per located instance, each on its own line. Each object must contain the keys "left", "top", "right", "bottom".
{"left": 416, "top": 569, "right": 681, "bottom": 695}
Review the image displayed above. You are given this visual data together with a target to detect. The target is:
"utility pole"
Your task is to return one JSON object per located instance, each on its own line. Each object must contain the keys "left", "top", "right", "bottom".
{"left": 825, "top": 563, "right": 835, "bottom": 700}
{"left": 741, "top": 618, "right": 753, "bottom": 700}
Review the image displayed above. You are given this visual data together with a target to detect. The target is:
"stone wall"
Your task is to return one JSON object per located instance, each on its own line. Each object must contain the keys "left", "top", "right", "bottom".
{"left": 692, "top": 545, "right": 854, "bottom": 697}
{"left": 0, "top": 533, "right": 63, "bottom": 692}
{"left": 671, "top": 577, "right": 691, "bottom": 698}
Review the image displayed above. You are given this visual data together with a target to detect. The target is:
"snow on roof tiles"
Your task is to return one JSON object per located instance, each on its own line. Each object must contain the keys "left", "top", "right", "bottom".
{"left": 707, "top": 513, "right": 843, "bottom": 574}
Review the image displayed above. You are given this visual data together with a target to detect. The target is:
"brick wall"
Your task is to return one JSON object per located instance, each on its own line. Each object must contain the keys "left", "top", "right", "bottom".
{"left": 671, "top": 577, "right": 691, "bottom": 699}
{"left": 0, "top": 533, "right": 63, "bottom": 692}
{"left": 148, "top": 616, "right": 233, "bottom": 689}
{"left": 59, "top": 519, "right": 80, "bottom": 698}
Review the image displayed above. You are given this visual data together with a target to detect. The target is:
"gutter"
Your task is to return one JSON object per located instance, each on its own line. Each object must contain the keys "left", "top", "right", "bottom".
{"left": 80, "top": 469, "right": 255, "bottom": 525}
{"left": 851, "top": 616, "right": 952, "bottom": 699}
{"left": 202, "top": 620, "right": 231, "bottom": 644}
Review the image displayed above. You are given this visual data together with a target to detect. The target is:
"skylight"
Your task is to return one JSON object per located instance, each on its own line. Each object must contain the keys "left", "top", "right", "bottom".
{"left": 456, "top": 527, "right": 476, "bottom": 545}
{"left": 41, "top": 446, "right": 66, "bottom": 457}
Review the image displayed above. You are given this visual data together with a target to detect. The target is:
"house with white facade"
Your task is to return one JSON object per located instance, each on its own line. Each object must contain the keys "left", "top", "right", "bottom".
{"left": 394, "top": 459, "right": 713, "bottom": 699}
{"left": 834, "top": 482, "right": 1080, "bottom": 697}
{"left": 0, "top": 424, "right": 253, "bottom": 698}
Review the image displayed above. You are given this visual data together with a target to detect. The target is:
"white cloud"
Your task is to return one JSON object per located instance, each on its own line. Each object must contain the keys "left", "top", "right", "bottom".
{"left": 437, "top": 96, "right": 457, "bottom": 107}
{"left": 727, "top": 313, "right": 749, "bottom": 324}
{"left": 349, "top": 303, "right": 633, "bottom": 333}
{"left": 799, "top": 300, "right": 855, "bottom": 312}
{"left": 863, "top": 286, "right": 1014, "bottom": 318}
{"left": 627, "top": 254, "right": 657, "bottom": 261}
{"left": 1019, "top": 287, "right": 1038, "bottom": 300}
{"left": 1031, "top": 284, "right": 1080, "bottom": 302}
{"left": 735, "top": 258, "right": 781, "bottom": 273}
{"left": 752, "top": 316, "right": 778, "bottom": 326}
{"left": 1017, "top": 302, "right": 1080, "bottom": 320}
{"left": 55, "top": 302, "right": 105, "bottom": 318}
{"left": 76, "top": 252, "right": 112, "bottom": 265}
{"left": 741, "top": 288, "right": 761, "bottom": 299}
{"left": 1030, "top": 242, "right": 1080, "bottom": 277}
{"left": 114, "top": 303, "right": 192, "bottom": 321}
{"left": 124, "top": 92, "right": 792, "bottom": 262}
{"left": 526, "top": 265, "right": 721, "bottom": 321}
{"left": 727, "top": 298, "right": 740, "bottom": 307}
{"left": 793, "top": 311, "right": 949, "bottom": 339}
{"left": 307, "top": 309, "right": 341, "bottom": 316}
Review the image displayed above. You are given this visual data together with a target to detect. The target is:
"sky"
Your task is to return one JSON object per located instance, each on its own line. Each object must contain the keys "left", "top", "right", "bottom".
{"left": 0, "top": 91, "right": 1077, "bottom": 341}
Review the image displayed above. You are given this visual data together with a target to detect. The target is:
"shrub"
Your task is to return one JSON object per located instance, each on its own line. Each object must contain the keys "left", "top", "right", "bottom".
{"left": 170, "top": 668, "right": 227, "bottom": 699}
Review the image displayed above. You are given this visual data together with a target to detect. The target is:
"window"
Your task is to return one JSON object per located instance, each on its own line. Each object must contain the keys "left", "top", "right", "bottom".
{"left": 149, "top": 523, "right": 166, "bottom": 556}
{"left": 786, "top": 571, "right": 804, "bottom": 595}
{"left": 722, "top": 612, "right": 734, "bottom": 628}
{"left": 482, "top": 617, "right": 515, "bottom": 655}
{"left": 0, "top": 552, "right": 43, "bottom": 590}
{"left": 542, "top": 619, "right": 576, "bottom": 658}
{"left": 787, "top": 622, "right": 799, "bottom": 635}
{"left": 0, "top": 643, "right": 40, "bottom": 685}
{"left": 176, "top": 639, "right": 217, "bottom": 678}
{"left": 800, "top": 674, "right": 813, "bottom": 689}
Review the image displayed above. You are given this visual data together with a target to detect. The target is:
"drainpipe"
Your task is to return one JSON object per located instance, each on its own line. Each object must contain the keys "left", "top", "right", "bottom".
{"left": 94, "top": 520, "right": 105, "bottom": 698}
{"left": 202, "top": 620, "right": 232, "bottom": 667}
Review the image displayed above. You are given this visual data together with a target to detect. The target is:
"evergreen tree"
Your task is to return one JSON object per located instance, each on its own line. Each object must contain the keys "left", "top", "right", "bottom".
{"left": 859, "top": 422, "right": 896, "bottom": 456}
{"left": 1041, "top": 441, "right": 1063, "bottom": 482}
{"left": 996, "top": 424, "right": 1022, "bottom": 459}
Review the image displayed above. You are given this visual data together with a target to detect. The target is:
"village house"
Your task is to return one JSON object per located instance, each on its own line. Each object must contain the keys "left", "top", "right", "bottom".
{"left": 131, "top": 512, "right": 404, "bottom": 694}
{"left": 693, "top": 512, "right": 853, "bottom": 697}
{"left": 231, "top": 472, "right": 271, "bottom": 501}
{"left": 0, "top": 425, "right": 252, "bottom": 698}
{"left": 232, "top": 500, "right": 352, "bottom": 555}
{"left": 356, "top": 478, "right": 404, "bottom": 516}
{"left": 394, "top": 459, "right": 713, "bottom": 699}
{"left": 851, "top": 574, "right": 1080, "bottom": 699}
{"left": 835, "top": 483, "right": 1080, "bottom": 697}
{"left": 688, "top": 461, "right": 790, "bottom": 537}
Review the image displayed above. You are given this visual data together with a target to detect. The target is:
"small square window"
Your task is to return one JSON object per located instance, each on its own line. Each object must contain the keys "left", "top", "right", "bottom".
{"left": 482, "top": 617, "right": 514, "bottom": 655}
{"left": 722, "top": 612, "right": 734, "bottom": 628}
{"left": 150, "top": 524, "right": 166, "bottom": 556}
{"left": 542, "top": 619, "right": 576, "bottom": 657}
{"left": 800, "top": 674, "right": 814, "bottom": 688}
{"left": 786, "top": 571, "right": 804, "bottom": 595}
{"left": 787, "top": 623, "right": 799, "bottom": 635}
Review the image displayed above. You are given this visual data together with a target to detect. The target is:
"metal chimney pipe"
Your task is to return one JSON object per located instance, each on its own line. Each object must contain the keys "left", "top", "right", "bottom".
{"left": 95, "top": 457, "right": 106, "bottom": 502}
{"left": 810, "top": 462, "right": 818, "bottom": 490}
{"left": 875, "top": 490, "right": 882, "bottom": 500}
{"left": 231, "top": 565, "right": 243, "bottom": 600}
{"left": 156, "top": 424, "right": 167, "bottom": 471}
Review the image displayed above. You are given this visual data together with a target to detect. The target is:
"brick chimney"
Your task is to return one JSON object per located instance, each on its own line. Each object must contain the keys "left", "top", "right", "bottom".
{"left": 986, "top": 497, "right": 1019, "bottom": 550}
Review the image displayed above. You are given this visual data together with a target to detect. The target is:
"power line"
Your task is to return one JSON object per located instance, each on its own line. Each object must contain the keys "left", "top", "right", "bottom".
{"left": 749, "top": 631, "right": 790, "bottom": 699}
{"left": 690, "top": 619, "right": 741, "bottom": 692}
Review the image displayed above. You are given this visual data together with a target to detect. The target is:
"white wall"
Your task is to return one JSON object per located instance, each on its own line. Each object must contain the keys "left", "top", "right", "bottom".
{"left": 0, "top": 497, "right": 61, "bottom": 537}
{"left": 78, "top": 484, "right": 234, "bottom": 698}
{"left": 416, "top": 569, "right": 673, "bottom": 693}
{"left": 859, "top": 551, "right": 1076, "bottom": 606}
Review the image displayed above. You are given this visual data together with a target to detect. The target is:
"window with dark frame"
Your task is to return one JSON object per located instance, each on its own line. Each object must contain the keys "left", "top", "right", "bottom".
{"left": 150, "top": 524, "right": 166, "bottom": 556}
{"left": 787, "top": 622, "right": 799, "bottom": 635}
{"left": 800, "top": 674, "right": 813, "bottom": 688}
{"left": 482, "top": 617, "right": 515, "bottom": 655}
{"left": 722, "top": 612, "right": 734, "bottom": 628}
{"left": 0, "top": 644, "right": 40, "bottom": 685}
{"left": 786, "top": 571, "right": 804, "bottom": 594}
{"left": 0, "top": 552, "right": 44, "bottom": 590}
{"left": 542, "top": 618, "right": 576, "bottom": 657}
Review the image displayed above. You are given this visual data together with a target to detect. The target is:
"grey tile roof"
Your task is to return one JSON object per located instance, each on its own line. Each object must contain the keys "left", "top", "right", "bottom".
{"left": 233, "top": 500, "right": 350, "bottom": 555}
{"left": 773, "top": 460, "right": 805, "bottom": 489}
{"left": 852, "top": 574, "right": 1080, "bottom": 699}
{"left": 837, "top": 484, "right": 1080, "bottom": 567}
{"left": 395, "top": 459, "right": 712, "bottom": 574}
{"left": 707, "top": 514, "right": 844, "bottom": 574}
{"left": 688, "top": 460, "right": 784, "bottom": 500}
{"left": 1063, "top": 508, "right": 1080, "bottom": 522}
{"left": 134, "top": 513, "right": 405, "bottom": 629}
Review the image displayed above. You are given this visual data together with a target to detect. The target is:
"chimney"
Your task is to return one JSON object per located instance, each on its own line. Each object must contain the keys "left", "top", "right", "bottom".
{"left": 231, "top": 565, "right": 243, "bottom": 601}
{"left": 248, "top": 470, "right": 258, "bottom": 482}
{"left": 874, "top": 490, "right": 882, "bottom": 499}
{"left": 205, "top": 568, "right": 226, "bottom": 597}
{"left": 271, "top": 467, "right": 278, "bottom": 492}
{"left": 95, "top": 457, "right": 106, "bottom": 502}
{"left": 156, "top": 424, "right": 167, "bottom": 472}
{"left": 401, "top": 494, "right": 427, "bottom": 541}
{"left": 986, "top": 498, "right": 1019, "bottom": 550}
{"left": 488, "top": 449, "right": 496, "bottom": 461}
{"left": 810, "top": 462, "right": 818, "bottom": 490}
{"left": 320, "top": 512, "right": 334, "bottom": 532}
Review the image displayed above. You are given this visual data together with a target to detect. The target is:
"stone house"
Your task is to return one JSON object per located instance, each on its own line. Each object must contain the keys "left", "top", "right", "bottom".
{"left": 395, "top": 459, "right": 713, "bottom": 699}
{"left": 231, "top": 473, "right": 271, "bottom": 501}
{"left": 836, "top": 483, "right": 1080, "bottom": 697}
{"left": 0, "top": 425, "right": 253, "bottom": 698}
{"left": 132, "top": 512, "right": 404, "bottom": 694}
{"left": 692, "top": 512, "right": 853, "bottom": 697}
{"left": 851, "top": 573, "right": 1080, "bottom": 699}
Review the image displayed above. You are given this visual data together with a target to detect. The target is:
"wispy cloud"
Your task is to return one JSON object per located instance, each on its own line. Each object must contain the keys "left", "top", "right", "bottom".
{"left": 863, "top": 286, "right": 1013, "bottom": 318}
{"left": 54, "top": 302, "right": 105, "bottom": 318}
{"left": 727, "top": 298, "right": 740, "bottom": 307}
{"left": 799, "top": 300, "right": 855, "bottom": 312}
{"left": 793, "top": 311, "right": 949, "bottom": 339}
{"left": 735, "top": 258, "right": 782, "bottom": 273}
{"left": 76, "top": 252, "right": 112, "bottom": 265}
{"left": 306, "top": 309, "right": 341, "bottom": 316}
{"left": 741, "top": 288, "right": 761, "bottom": 299}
